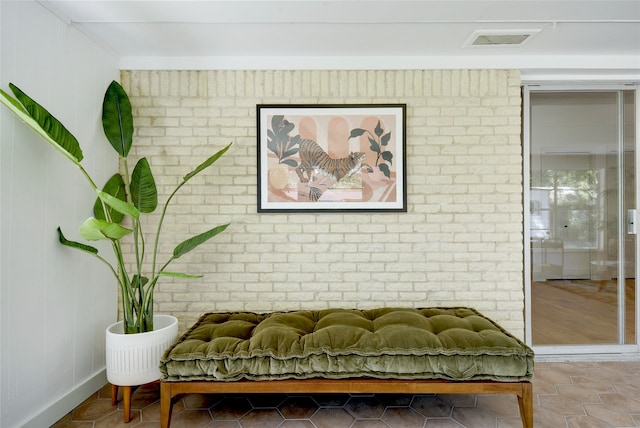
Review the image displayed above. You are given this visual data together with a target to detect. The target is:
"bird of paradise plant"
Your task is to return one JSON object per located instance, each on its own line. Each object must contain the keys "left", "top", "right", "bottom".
{"left": 0, "top": 80, "right": 231, "bottom": 334}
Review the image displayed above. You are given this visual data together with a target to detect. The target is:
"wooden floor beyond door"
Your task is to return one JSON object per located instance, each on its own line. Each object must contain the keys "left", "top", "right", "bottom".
{"left": 532, "top": 279, "right": 636, "bottom": 345}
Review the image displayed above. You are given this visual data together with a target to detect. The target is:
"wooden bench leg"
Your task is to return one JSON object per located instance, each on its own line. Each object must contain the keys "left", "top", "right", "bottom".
{"left": 161, "top": 382, "right": 173, "bottom": 428}
{"left": 518, "top": 382, "right": 533, "bottom": 428}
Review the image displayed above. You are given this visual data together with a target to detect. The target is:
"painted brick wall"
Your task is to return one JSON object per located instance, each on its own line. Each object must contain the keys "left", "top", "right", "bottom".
{"left": 119, "top": 69, "right": 525, "bottom": 338}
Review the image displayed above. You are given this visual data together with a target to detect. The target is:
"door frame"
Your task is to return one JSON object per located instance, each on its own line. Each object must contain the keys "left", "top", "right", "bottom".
{"left": 523, "top": 83, "right": 640, "bottom": 357}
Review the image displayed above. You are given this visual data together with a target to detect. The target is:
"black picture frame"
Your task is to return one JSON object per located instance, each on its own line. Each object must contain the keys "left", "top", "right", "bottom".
{"left": 257, "top": 104, "right": 407, "bottom": 213}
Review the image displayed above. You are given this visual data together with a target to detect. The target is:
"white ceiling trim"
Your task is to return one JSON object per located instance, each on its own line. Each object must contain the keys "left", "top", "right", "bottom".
{"left": 521, "top": 69, "right": 640, "bottom": 84}
{"left": 38, "top": 0, "right": 640, "bottom": 24}
{"left": 119, "top": 54, "right": 640, "bottom": 74}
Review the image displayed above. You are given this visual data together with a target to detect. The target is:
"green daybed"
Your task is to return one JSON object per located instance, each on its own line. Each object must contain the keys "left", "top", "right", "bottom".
{"left": 159, "top": 307, "right": 534, "bottom": 427}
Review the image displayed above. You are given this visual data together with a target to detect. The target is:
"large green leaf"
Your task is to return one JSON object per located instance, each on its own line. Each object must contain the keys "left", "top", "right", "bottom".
{"left": 79, "top": 217, "right": 132, "bottom": 241}
{"left": 173, "top": 223, "right": 230, "bottom": 259}
{"left": 182, "top": 142, "right": 233, "bottom": 182}
{"left": 94, "top": 174, "right": 126, "bottom": 223}
{"left": 102, "top": 81, "right": 133, "bottom": 158}
{"left": 1, "top": 86, "right": 83, "bottom": 163}
{"left": 130, "top": 158, "right": 157, "bottom": 213}
{"left": 97, "top": 190, "right": 140, "bottom": 219}
{"left": 57, "top": 227, "right": 99, "bottom": 255}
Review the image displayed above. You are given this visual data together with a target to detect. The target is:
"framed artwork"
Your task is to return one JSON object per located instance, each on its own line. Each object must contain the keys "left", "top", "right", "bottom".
{"left": 257, "top": 104, "right": 406, "bottom": 213}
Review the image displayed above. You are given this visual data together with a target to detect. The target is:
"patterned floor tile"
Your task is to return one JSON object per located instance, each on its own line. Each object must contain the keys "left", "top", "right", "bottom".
{"left": 51, "top": 361, "right": 640, "bottom": 428}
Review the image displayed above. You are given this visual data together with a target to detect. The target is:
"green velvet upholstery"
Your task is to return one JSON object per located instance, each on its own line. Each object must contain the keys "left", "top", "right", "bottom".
{"left": 160, "top": 307, "right": 534, "bottom": 382}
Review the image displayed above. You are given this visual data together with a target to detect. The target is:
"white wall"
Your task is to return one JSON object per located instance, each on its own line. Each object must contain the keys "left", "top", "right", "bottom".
{"left": 1, "top": 2, "right": 119, "bottom": 427}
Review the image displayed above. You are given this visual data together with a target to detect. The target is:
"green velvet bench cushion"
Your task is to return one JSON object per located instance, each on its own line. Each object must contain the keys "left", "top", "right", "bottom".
{"left": 160, "top": 307, "right": 534, "bottom": 383}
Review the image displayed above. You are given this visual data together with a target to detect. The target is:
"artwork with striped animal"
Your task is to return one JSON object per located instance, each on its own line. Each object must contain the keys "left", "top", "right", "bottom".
{"left": 295, "top": 139, "right": 366, "bottom": 184}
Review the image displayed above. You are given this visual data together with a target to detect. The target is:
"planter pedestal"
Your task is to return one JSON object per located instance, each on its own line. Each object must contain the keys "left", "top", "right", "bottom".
{"left": 106, "top": 315, "right": 178, "bottom": 422}
{"left": 111, "top": 385, "right": 135, "bottom": 422}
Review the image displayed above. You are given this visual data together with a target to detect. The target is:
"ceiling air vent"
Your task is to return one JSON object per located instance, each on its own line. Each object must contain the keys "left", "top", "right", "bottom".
{"left": 464, "top": 29, "right": 541, "bottom": 47}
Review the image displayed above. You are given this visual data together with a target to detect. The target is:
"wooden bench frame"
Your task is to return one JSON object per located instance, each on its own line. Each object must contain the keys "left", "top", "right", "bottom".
{"left": 160, "top": 378, "right": 533, "bottom": 428}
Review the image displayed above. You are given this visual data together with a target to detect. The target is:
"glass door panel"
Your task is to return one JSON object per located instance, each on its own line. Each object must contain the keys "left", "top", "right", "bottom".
{"left": 529, "top": 90, "right": 636, "bottom": 346}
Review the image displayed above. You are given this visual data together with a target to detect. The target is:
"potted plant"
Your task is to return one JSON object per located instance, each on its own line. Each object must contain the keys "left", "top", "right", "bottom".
{"left": 0, "top": 81, "right": 231, "bottom": 389}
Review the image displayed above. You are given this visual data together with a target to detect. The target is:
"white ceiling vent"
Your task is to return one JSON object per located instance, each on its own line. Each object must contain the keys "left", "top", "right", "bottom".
{"left": 464, "top": 29, "right": 541, "bottom": 48}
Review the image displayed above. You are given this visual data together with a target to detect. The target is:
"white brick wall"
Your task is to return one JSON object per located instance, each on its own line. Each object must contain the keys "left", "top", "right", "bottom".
{"left": 120, "top": 69, "right": 525, "bottom": 338}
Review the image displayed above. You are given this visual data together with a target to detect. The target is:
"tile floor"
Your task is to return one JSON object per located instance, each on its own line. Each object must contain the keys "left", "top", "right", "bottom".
{"left": 51, "top": 361, "right": 640, "bottom": 428}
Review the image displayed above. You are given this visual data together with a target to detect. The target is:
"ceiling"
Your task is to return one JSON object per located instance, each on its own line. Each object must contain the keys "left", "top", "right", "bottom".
{"left": 39, "top": 0, "right": 640, "bottom": 72}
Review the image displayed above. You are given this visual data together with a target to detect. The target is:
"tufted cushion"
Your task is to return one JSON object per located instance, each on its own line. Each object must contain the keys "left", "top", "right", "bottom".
{"left": 160, "top": 307, "right": 534, "bottom": 382}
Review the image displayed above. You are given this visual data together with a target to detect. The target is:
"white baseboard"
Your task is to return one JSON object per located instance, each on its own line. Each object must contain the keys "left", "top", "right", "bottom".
{"left": 20, "top": 369, "right": 107, "bottom": 428}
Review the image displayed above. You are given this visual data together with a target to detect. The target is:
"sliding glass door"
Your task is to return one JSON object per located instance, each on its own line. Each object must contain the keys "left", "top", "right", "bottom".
{"left": 525, "top": 87, "right": 638, "bottom": 351}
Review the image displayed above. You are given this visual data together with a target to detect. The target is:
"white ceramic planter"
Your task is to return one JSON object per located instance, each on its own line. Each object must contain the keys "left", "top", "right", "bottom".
{"left": 106, "top": 314, "right": 178, "bottom": 386}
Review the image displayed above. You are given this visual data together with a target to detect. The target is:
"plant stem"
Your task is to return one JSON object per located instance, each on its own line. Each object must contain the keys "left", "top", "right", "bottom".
{"left": 151, "top": 180, "right": 184, "bottom": 280}
{"left": 77, "top": 164, "right": 100, "bottom": 191}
